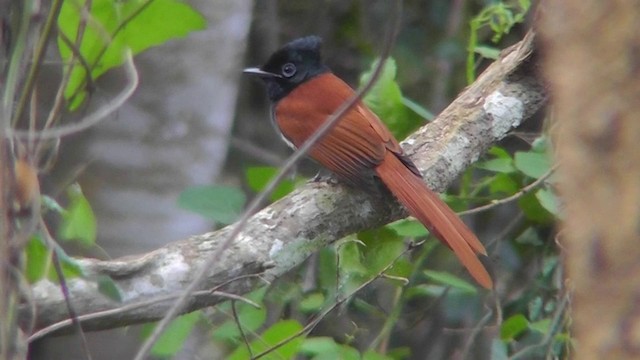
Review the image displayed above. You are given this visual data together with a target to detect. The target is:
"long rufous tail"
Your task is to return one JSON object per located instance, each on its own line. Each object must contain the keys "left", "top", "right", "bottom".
{"left": 375, "top": 152, "right": 493, "bottom": 289}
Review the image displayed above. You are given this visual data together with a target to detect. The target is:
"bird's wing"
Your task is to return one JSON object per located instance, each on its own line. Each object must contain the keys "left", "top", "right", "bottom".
{"left": 275, "top": 73, "right": 394, "bottom": 184}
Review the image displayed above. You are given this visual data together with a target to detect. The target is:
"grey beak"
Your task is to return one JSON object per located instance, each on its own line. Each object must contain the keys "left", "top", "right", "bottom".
{"left": 243, "top": 67, "right": 281, "bottom": 78}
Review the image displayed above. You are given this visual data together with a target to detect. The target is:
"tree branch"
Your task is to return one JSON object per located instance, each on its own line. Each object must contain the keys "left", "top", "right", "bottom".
{"left": 26, "top": 31, "right": 544, "bottom": 338}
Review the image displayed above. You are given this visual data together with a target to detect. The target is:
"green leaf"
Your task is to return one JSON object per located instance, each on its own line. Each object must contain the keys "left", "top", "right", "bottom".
{"left": 490, "top": 338, "right": 508, "bottom": 360}
{"left": 310, "top": 345, "right": 360, "bottom": 360}
{"left": 54, "top": 247, "right": 85, "bottom": 280}
{"left": 178, "top": 185, "right": 246, "bottom": 224}
{"left": 57, "top": 0, "right": 206, "bottom": 109}
{"left": 97, "top": 275, "right": 122, "bottom": 302}
{"left": 474, "top": 45, "right": 501, "bottom": 59}
{"left": 25, "top": 235, "right": 84, "bottom": 283}
{"left": 423, "top": 270, "right": 478, "bottom": 294}
{"left": 59, "top": 184, "right": 97, "bottom": 246}
{"left": 299, "top": 292, "right": 325, "bottom": 313}
{"left": 141, "top": 312, "right": 200, "bottom": 357}
{"left": 304, "top": 340, "right": 363, "bottom": 360}
{"left": 542, "top": 256, "right": 559, "bottom": 278}
{"left": 441, "top": 193, "right": 470, "bottom": 213}
{"left": 337, "top": 230, "right": 405, "bottom": 305}
{"left": 467, "top": 1, "right": 530, "bottom": 82}
{"left": 531, "top": 134, "right": 550, "bottom": 153}
{"left": 489, "top": 173, "right": 519, "bottom": 195}
{"left": 245, "top": 166, "right": 297, "bottom": 201}
{"left": 317, "top": 247, "right": 338, "bottom": 294}
{"left": 228, "top": 320, "right": 304, "bottom": 360}
{"left": 401, "top": 96, "right": 434, "bottom": 121}
{"left": 387, "top": 347, "right": 412, "bottom": 359}
{"left": 488, "top": 146, "right": 512, "bottom": 159}
{"left": 514, "top": 227, "right": 543, "bottom": 246}
{"left": 363, "top": 350, "right": 394, "bottom": 360}
{"left": 476, "top": 158, "right": 516, "bottom": 173}
{"left": 25, "top": 235, "right": 50, "bottom": 283}
{"left": 405, "top": 284, "right": 447, "bottom": 298}
{"left": 337, "top": 239, "right": 367, "bottom": 275}
{"left": 514, "top": 151, "right": 552, "bottom": 179}
{"left": 387, "top": 257, "right": 413, "bottom": 280}
{"left": 528, "top": 296, "right": 544, "bottom": 321}
{"left": 529, "top": 318, "right": 552, "bottom": 334}
{"left": 359, "top": 58, "right": 421, "bottom": 139}
{"left": 352, "top": 297, "right": 379, "bottom": 315}
{"left": 518, "top": 192, "right": 553, "bottom": 224}
{"left": 536, "top": 188, "right": 560, "bottom": 216}
{"left": 360, "top": 57, "right": 402, "bottom": 111}
{"left": 500, "top": 314, "right": 529, "bottom": 341}
{"left": 387, "top": 218, "right": 428, "bottom": 238}
{"left": 300, "top": 337, "right": 339, "bottom": 356}
{"left": 335, "top": 345, "right": 361, "bottom": 360}
{"left": 213, "top": 289, "right": 267, "bottom": 342}
{"left": 359, "top": 228, "right": 405, "bottom": 276}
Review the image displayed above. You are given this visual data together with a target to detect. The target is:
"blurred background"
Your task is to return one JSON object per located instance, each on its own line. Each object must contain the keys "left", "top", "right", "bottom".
{"left": 8, "top": 0, "right": 557, "bottom": 359}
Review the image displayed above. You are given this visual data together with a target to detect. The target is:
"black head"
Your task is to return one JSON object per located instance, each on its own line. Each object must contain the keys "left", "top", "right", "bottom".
{"left": 244, "top": 36, "right": 330, "bottom": 102}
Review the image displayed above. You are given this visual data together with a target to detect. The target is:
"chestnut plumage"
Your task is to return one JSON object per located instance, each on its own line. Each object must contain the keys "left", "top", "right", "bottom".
{"left": 244, "top": 36, "right": 492, "bottom": 289}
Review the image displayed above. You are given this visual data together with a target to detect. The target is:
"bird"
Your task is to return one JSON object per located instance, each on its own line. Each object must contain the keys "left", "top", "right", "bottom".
{"left": 244, "top": 36, "right": 492, "bottom": 289}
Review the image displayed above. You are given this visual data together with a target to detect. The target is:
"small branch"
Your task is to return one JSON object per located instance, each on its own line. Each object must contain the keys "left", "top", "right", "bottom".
{"left": 64, "top": 0, "right": 153, "bottom": 104}
{"left": 459, "top": 166, "right": 556, "bottom": 216}
{"left": 509, "top": 292, "right": 569, "bottom": 360}
{"left": 232, "top": 301, "right": 254, "bottom": 359}
{"left": 29, "top": 280, "right": 263, "bottom": 342}
{"left": 11, "top": 0, "right": 63, "bottom": 127}
{"left": 229, "top": 136, "right": 285, "bottom": 166}
{"left": 8, "top": 50, "right": 138, "bottom": 140}
{"left": 40, "top": 220, "right": 93, "bottom": 360}
{"left": 461, "top": 309, "right": 494, "bottom": 360}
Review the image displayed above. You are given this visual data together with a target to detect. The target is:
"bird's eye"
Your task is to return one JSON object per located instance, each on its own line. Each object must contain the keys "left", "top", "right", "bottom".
{"left": 281, "top": 63, "right": 297, "bottom": 78}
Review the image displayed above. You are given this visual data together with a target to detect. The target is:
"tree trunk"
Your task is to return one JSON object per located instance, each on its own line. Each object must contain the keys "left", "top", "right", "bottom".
{"left": 539, "top": 1, "right": 640, "bottom": 358}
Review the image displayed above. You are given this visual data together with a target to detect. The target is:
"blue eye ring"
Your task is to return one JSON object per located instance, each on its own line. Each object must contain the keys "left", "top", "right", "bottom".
{"left": 281, "top": 63, "right": 297, "bottom": 78}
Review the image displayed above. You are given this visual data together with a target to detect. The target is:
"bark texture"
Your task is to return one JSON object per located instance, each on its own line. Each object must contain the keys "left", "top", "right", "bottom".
{"left": 539, "top": 1, "right": 640, "bottom": 358}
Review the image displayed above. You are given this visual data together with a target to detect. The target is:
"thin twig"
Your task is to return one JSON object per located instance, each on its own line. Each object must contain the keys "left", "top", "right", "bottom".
{"left": 15, "top": 265, "right": 37, "bottom": 338}
{"left": 70, "top": 0, "right": 94, "bottom": 92}
{"left": 11, "top": 0, "right": 64, "bottom": 126}
{"left": 27, "top": 86, "right": 38, "bottom": 156}
{"left": 208, "top": 272, "right": 272, "bottom": 296}
{"left": 2, "top": 0, "right": 34, "bottom": 120}
{"left": 62, "top": 0, "right": 97, "bottom": 108}
{"left": 52, "top": 29, "right": 95, "bottom": 104}
{"left": 232, "top": 301, "right": 254, "bottom": 359}
{"left": 229, "top": 136, "right": 285, "bottom": 166}
{"left": 40, "top": 219, "right": 93, "bottom": 360}
{"left": 28, "top": 282, "right": 263, "bottom": 342}
{"left": 132, "top": 1, "right": 403, "bottom": 358}
{"left": 509, "top": 292, "right": 569, "bottom": 360}
{"left": 460, "top": 308, "right": 494, "bottom": 360}
{"left": 74, "top": 0, "right": 93, "bottom": 51}
{"left": 492, "top": 292, "right": 504, "bottom": 339}
{"left": 369, "top": 285, "right": 403, "bottom": 352}
{"left": 486, "top": 212, "right": 525, "bottom": 251}
{"left": 8, "top": 50, "right": 138, "bottom": 140}
{"left": 66, "top": 0, "right": 155, "bottom": 104}
{"left": 459, "top": 166, "right": 556, "bottom": 216}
